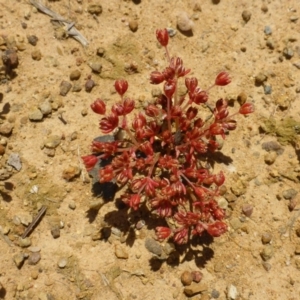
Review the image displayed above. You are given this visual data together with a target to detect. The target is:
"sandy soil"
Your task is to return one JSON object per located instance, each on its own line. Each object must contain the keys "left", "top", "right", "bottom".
{"left": 1, "top": 0, "right": 300, "bottom": 299}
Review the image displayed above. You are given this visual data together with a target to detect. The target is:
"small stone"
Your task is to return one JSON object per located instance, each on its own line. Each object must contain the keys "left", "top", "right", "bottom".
{"left": 255, "top": 72, "right": 267, "bottom": 85}
{"left": 81, "top": 108, "right": 88, "bottom": 117}
{"left": 184, "top": 283, "right": 208, "bottom": 297}
{"left": 43, "top": 148, "right": 55, "bottom": 157}
{"left": 295, "top": 245, "right": 300, "bottom": 255}
{"left": 87, "top": 4, "right": 102, "bottom": 15}
{"left": 27, "top": 35, "right": 38, "bottom": 46}
{"left": 58, "top": 258, "right": 67, "bottom": 268}
{"left": 266, "top": 38, "right": 275, "bottom": 50}
{"left": 237, "top": 92, "right": 247, "bottom": 105}
{"left": 264, "top": 151, "right": 277, "bottom": 165}
{"left": 264, "top": 26, "right": 272, "bottom": 35}
{"left": 145, "top": 238, "right": 162, "bottom": 256}
{"left": 0, "top": 144, "right": 5, "bottom": 155}
{"left": 68, "top": 201, "right": 76, "bottom": 210}
{"left": 85, "top": 79, "right": 96, "bottom": 92}
{"left": 295, "top": 258, "right": 300, "bottom": 270}
{"left": 290, "top": 16, "right": 298, "bottom": 22}
{"left": 129, "top": 19, "right": 138, "bottom": 32}
{"left": 283, "top": 47, "right": 294, "bottom": 59}
{"left": 227, "top": 284, "right": 238, "bottom": 299}
{"left": 115, "top": 244, "right": 129, "bottom": 259}
{"left": 28, "top": 252, "right": 41, "bottom": 265}
{"left": 7, "top": 153, "right": 21, "bottom": 171}
{"left": 59, "top": 80, "right": 72, "bottom": 96}
{"left": 181, "top": 271, "right": 193, "bottom": 286}
{"left": 191, "top": 271, "right": 203, "bottom": 283}
{"left": 166, "top": 28, "right": 177, "bottom": 37}
{"left": 230, "top": 218, "right": 242, "bottom": 230}
{"left": 69, "top": 70, "right": 81, "bottom": 81}
{"left": 51, "top": 227, "right": 60, "bottom": 239}
{"left": 13, "top": 253, "right": 25, "bottom": 268}
{"left": 177, "top": 12, "right": 194, "bottom": 32}
{"left": 283, "top": 189, "right": 297, "bottom": 200}
{"left": 262, "top": 262, "right": 272, "bottom": 271}
{"left": 38, "top": 101, "right": 52, "bottom": 116}
{"left": 72, "top": 81, "right": 82, "bottom": 92}
{"left": 31, "top": 49, "right": 42, "bottom": 60}
{"left": 28, "top": 246, "right": 41, "bottom": 252}
{"left": 261, "top": 4, "right": 268, "bottom": 13}
{"left": 31, "top": 270, "right": 39, "bottom": 279}
{"left": 28, "top": 108, "right": 43, "bottom": 121}
{"left": 211, "top": 289, "right": 220, "bottom": 298}
{"left": 96, "top": 47, "right": 105, "bottom": 56}
{"left": 88, "top": 60, "right": 102, "bottom": 73}
{"left": 62, "top": 165, "right": 81, "bottom": 181}
{"left": 44, "top": 135, "right": 61, "bottom": 149}
{"left": 260, "top": 245, "right": 274, "bottom": 261}
{"left": 19, "top": 237, "right": 32, "bottom": 248}
{"left": 264, "top": 85, "right": 272, "bottom": 95}
{"left": 242, "top": 204, "right": 253, "bottom": 217}
{"left": 261, "top": 141, "right": 283, "bottom": 155}
{"left": 261, "top": 232, "right": 272, "bottom": 244}
{"left": 0, "top": 123, "right": 13, "bottom": 135}
{"left": 241, "top": 10, "right": 251, "bottom": 23}
{"left": 296, "top": 227, "right": 300, "bottom": 237}
{"left": 193, "top": 3, "right": 202, "bottom": 11}
{"left": 19, "top": 214, "right": 32, "bottom": 226}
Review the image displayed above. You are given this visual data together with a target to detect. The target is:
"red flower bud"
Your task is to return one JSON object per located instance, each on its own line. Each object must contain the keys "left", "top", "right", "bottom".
{"left": 150, "top": 71, "right": 165, "bottom": 84}
{"left": 185, "top": 77, "right": 198, "bottom": 93}
{"left": 209, "top": 123, "right": 225, "bottom": 138}
{"left": 193, "top": 88, "right": 208, "bottom": 104}
{"left": 99, "top": 113, "right": 119, "bottom": 133}
{"left": 214, "top": 171, "right": 225, "bottom": 186}
{"left": 186, "top": 107, "right": 198, "bottom": 120}
{"left": 81, "top": 155, "right": 98, "bottom": 172}
{"left": 164, "top": 79, "right": 176, "bottom": 99}
{"left": 155, "top": 226, "right": 172, "bottom": 240}
{"left": 132, "top": 113, "right": 146, "bottom": 130}
{"left": 215, "top": 71, "right": 231, "bottom": 86}
{"left": 91, "top": 99, "right": 106, "bottom": 114}
{"left": 206, "top": 221, "right": 227, "bottom": 237}
{"left": 114, "top": 79, "right": 128, "bottom": 96}
{"left": 156, "top": 28, "right": 169, "bottom": 47}
{"left": 123, "top": 98, "right": 135, "bottom": 114}
{"left": 239, "top": 103, "right": 254, "bottom": 115}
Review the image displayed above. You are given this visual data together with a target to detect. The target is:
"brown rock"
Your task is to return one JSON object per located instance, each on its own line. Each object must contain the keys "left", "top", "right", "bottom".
{"left": 70, "top": 70, "right": 81, "bottom": 81}
{"left": 181, "top": 271, "right": 193, "bottom": 286}
{"left": 31, "top": 49, "right": 42, "bottom": 61}
{"left": 129, "top": 20, "right": 138, "bottom": 32}
{"left": 184, "top": 283, "right": 208, "bottom": 296}
{"left": 62, "top": 165, "right": 81, "bottom": 181}
{"left": 0, "top": 123, "right": 13, "bottom": 135}
{"left": 59, "top": 80, "right": 72, "bottom": 96}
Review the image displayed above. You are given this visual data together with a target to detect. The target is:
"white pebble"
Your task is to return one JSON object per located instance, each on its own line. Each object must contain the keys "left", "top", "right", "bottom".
{"left": 177, "top": 12, "right": 194, "bottom": 32}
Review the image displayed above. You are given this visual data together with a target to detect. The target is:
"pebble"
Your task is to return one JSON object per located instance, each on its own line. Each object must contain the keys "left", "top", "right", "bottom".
{"left": 144, "top": 238, "right": 162, "bottom": 256}
{"left": 261, "top": 141, "right": 283, "bottom": 155}
{"left": 227, "top": 284, "right": 238, "bottom": 299}
{"left": 59, "top": 80, "right": 72, "bottom": 96}
{"left": 177, "top": 12, "right": 194, "bottom": 32}
{"left": 31, "top": 49, "right": 42, "bottom": 60}
{"left": 266, "top": 38, "right": 275, "bottom": 50}
{"left": 241, "top": 10, "right": 251, "bottom": 23}
{"left": 115, "top": 244, "right": 129, "bottom": 259}
{"left": 184, "top": 283, "right": 208, "bottom": 297}
{"left": 296, "top": 227, "right": 300, "bottom": 237}
{"left": 230, "top": 218, "right": 242, "bottom": 230}
{"left": 166, "top": 28, "right": 177, "bottom": 37}
{"left": 58, "top": 257, "right": 68, "bottom": 268}
{"left": 263, "top": 85, "right": 272, "bottom": 95}
{"left": 283, "top": 47, "right": 294, "bottom": 59}
{"left": 85, "top": 78, "right": 96, "bottom": 92}
{"left": 96, "top": 47, "right": 105, "bottom": 56}
{"left": 282, "top": 189, "right": 297, "bottom": 200}
{"left": 262, "top": 262, "right": 272, "bottom": 271}
{"left": 264, "top": 151, "right": 277, "bottom": 165}
{"left": 31, "top": 270, "right": 39, "bottom": 280}
{"left": 51, "top": 227, "right": 60, "bottom": 239}
{"left": 260, "top": 245, "right": 274, "bottom": 261}
{"left": 27, "top": 35, "right": 38, "bottom": 46}
{"left": 44, "top": 135, "right": 61, "bottom": 149}
{"left": 191, "top": 271, "right": 203, "bottom": 283}
{"left": 0, "top": 144, "right": 5, "bottom": 155}
{"left": 295, "top": 245, "right": 300, "bottom": 255}
{"left": 43, "top": 148, "right": 55, "bottom": 157}
{"left": 181, "top": 271, "right": 193, "bottom": 286}
{"left": 129, "top": 20, "right": 138, "bottom": 32}
{"left": 261, "top": 4, "right": 268, "bottom": 13}
{"left": 28, "top": 108, "right": 43, "bottom": 121}
{"left": 19, "top": 237, "right": 32, "bottom": 248}
{"left": 7, "top": 153, "right": 21, "bottom": 171}
{"left": 68, "top": 201, "right": 76, "bottom": 210}
{"left": 261, "top": 232, "right": 272, "bottom": 244}
{"left": 237, "top": 92, "right": 247, "bottom": 105}
{"left": 255, "top": 72, "right": 267, "bottom": 85}
{"left": 242, "top": 204, "right": 253, "bottom": 217}
{"left": 28, "top": 252, "right": 41, "bottom": 265}
{"left": 72, "top": 81, "right": 82, "bottom": 92}
{"left": 19, "top": 214, "right": 32, "bottom": 226}
{"left": 62, "top": 165, "right": 81, "bottom": 181}
{"left": 0, "top": 123, "right": 13, "bottom": 135}
{"left": 13, "top": 253, "right": 25, "bottom": 268}
{"left": 211, "top": 289, "right": 220, "bottom": 298}
{"left": 88, "top": 60, "right": 102, "bottom": 73}
{"left": 39, "top": 101, "right": 52, "bottom": 116}
{"left": 28, "top": 246, "right": 41, "bottom": 252}
{"left": 87, "top": 4, "right": 102, "bottom": 15}
{"left": 264, "top": 26, "right": 272, "bottom": 35}
{"left": 69, "top": 70, "right": 81, "bottom": 81}
{"left": 293, "top": 62, "right": 300, "bottom": 69}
